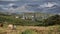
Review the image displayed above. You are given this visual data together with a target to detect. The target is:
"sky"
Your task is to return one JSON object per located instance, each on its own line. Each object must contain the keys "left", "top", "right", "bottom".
{"left": 0, "top": 0, "right": 60, "bottom": 13}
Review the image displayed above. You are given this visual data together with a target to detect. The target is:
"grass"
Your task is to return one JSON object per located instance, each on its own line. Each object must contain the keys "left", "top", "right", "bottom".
{"left": 21, "top": 29, "right": 37, "bottom": 34}
{"left": 0, "top": 25, "right": 60, "bottom": 34}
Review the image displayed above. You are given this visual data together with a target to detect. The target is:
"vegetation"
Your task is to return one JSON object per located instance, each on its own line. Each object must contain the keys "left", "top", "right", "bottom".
{"left": 21, "top": 29, "right": 37, "bottom": 34}
{"left": 0, "top": 14, "right": 41, "bottom": 26}
{"left": 0, "top": 26, "right": 60, "bottom": 34}
{"left": 0, "top": 13, "right": 60, "bottom": 26}
{"left": 0, "top": 13, "right": 60, "bottom": 34}
{"left": 42, "top": 14, "right": 60, "bottom": 26}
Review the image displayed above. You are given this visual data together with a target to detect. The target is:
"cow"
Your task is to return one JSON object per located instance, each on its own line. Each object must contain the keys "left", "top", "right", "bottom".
{"left": 8, "top": 24, "right": 16, "bottom": 30}
{"left": 8, "top": 24, "right": 14, "bottom": 30}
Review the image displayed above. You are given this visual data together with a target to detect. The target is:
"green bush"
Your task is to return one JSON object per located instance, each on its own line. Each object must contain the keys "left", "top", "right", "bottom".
{"left": 42, "top": 15, "right": 60, "bottom": 26}
{"left": 21, "top": 29, "right": 37, "bottom": 34}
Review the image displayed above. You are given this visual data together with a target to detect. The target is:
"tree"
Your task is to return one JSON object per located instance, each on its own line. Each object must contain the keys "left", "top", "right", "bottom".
{"left": 43, "top": 14, "right": 60, "bottom": 26}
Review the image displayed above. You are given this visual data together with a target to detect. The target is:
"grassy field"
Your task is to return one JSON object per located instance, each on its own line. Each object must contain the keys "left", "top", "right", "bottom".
{"left": 0, "top": 25, "right": 60, "bottom": 34}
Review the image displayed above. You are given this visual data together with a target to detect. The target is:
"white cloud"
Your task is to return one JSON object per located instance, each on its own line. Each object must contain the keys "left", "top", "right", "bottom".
{"left": 13, "top": 4, "right": 34, "bottom": 12}
{"left": 1, "top": 3, "right": 16, "bottom": 9}
{"left": 8, "top": 7, "right": 15, "bottom": 12}
{"left": 14, "top": 4, "right": 27, "bottom": 12}
{"left": 40, "top": 2, "right": 57, "bottom": 8}
{"left": 2, "top": 7, "right": 8, "bottom": 10}
{"left": 0, "top": 5, "right": 3, "bottom": 7}
{"left": 0, "top": 5, "right": 4, "bottom": 7}
{"left": 4, "top": 7, "right": 16, "bottom": 13}
{"left": 0, "top": 4, "right": 15, "bottom": 13}
{"left": 8, "top": 3, "right": 15, "bottom": 7}
{"left": 2, "top": 7, "right": 15, "bottom": 11}
{"left": 0, "top": 3, "right": 17, "bottom": 13}
{"left": 0, "top": 3, "right": 15, "bottom": 10}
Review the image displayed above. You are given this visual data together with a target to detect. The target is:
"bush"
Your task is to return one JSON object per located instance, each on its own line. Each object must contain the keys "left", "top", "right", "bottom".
{"left": 42, "top": 15, "right": 60, "bottom": 26}
{"left": 21, "top": 29, "right": 37, "bottom": 34}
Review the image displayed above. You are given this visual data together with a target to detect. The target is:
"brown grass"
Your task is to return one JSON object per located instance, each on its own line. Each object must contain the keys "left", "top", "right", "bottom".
{"left": 0, "top": 25, "right": 60, "bottom": 34}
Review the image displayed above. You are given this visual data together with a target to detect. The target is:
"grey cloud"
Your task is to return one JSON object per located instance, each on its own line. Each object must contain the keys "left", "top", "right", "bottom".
{"left": 0, "top": 0, "right": 19, "bottom": 1}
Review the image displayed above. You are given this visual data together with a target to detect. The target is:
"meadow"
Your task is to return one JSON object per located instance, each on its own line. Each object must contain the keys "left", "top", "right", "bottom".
{"left": 0, "top": 25, "right": 60, "bottom": 34}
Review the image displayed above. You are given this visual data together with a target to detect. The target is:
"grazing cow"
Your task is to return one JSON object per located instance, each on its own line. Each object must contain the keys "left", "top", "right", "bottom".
{"left": 8, "top": 24, "right": 16, "bottom": 30}
{"left": 8, "top": 24, "right": 14, "bottom": 30}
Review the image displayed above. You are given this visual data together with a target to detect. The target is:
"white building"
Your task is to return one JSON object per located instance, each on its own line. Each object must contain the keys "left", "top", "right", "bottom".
{"left": 15, "top": 16, "right": 19, "bottom": 18}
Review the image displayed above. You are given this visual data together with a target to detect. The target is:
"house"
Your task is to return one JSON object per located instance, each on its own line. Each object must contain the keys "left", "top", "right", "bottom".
{"left": 21, "top": 13, "right": 54, "bottom": 21}
{"left": 15, "top": 16, "right": 19, "bottom": 18}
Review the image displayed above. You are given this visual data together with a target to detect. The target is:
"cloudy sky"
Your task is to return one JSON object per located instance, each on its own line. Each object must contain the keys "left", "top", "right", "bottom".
{"left": 0, "top": 0, "right": 60, "bottom": 13}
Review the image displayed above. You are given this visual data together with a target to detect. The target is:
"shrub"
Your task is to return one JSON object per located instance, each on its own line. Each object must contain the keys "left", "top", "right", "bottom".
{"left": 21, "top": 29, "right": 37, "bottom": 34}
{"left": 42, "top": 15, "right": 60, "bottom": 26}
